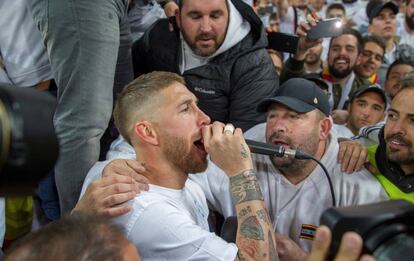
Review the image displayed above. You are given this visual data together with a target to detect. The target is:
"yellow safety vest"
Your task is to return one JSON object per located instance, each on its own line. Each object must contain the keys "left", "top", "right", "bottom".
{"left": 367, "top": 145, "right": 414, "bottom": 203}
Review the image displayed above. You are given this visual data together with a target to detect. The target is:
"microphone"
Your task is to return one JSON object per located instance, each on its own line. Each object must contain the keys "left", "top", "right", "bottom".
{"left": 245, "top": 139, "right": 312, "bottom": 159}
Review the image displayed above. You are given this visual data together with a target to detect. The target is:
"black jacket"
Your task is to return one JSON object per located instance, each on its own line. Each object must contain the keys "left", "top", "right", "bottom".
{"left": 132, "top": 0, "right": 278, "bottom": 131}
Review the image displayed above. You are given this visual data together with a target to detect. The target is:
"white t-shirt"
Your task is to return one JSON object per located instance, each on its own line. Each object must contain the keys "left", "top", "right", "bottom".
{"left": 0, "top": 0, "right": 52, "bottom": 87}
{"left": 332, "top": 124, "right": 355, "bottom": 139}
{"left": 113, "top": 180, "right": 238, "bottom": 261}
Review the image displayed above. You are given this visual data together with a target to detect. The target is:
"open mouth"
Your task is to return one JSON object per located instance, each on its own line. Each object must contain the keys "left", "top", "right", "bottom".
{"left": 193, "top": 138, "right": 206, "bottom": 153}
{"left": 272, "top": 140, "right": 290, "bottom": 148}
{"left": 335, "top": 59, "right": 348, "bottom": 66}
{"left": 386, "top": 135, "right": 411, "bottom": 150}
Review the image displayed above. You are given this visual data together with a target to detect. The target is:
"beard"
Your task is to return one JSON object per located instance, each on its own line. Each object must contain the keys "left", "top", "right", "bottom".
{"left": 160, "top": 130, "right": 208, "bottom": 174}
{"left": 328, "top": 57, "right": 353, "bottom": 79}
{"left": 385, "top": 133, "right": 414, "bottom": 165}
{"left": 182, "top": 30, "right": 222, "bottom": 57}
{"left": 267, "top": 129, "right": 320, "bottom": 174}
{"left": 405, "top": 14, "right": 414, "bottom": 30}
{"left": 305, "top": 53, "right": 320, "bottom": 64}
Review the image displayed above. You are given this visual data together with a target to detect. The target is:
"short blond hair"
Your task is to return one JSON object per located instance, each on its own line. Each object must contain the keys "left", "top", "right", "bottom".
{"left": 113, "top": 71, "right": 185, "bottom": 144}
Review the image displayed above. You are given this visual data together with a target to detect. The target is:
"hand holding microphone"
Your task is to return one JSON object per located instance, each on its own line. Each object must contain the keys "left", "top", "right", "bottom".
{"left": 202, "top": 123, "right": 253, "bottom": 177}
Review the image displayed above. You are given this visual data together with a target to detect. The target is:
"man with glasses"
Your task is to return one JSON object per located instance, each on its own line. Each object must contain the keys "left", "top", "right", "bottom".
{"left": 354, "top": 35, "right": 386, "bottom": 84}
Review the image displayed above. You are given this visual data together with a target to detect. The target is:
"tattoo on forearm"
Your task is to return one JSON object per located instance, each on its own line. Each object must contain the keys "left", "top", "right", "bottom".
{"left": 240, "top": 144, "right": 249, "bottom": 159}
{"left": 233, "top": 171, "right": 278, "bottom": 261}
{"left": 230, "top": 170, "right": 263, "bottom": 204}
{"left": 239, "top": 206, "right": 252, "bottom": 218}
{"left": 256, "top": 209, "right": 271, "bottom": 224}
{"left": 237, "top": 238, "right": 259, "bottom": 260}
{"left": 240, "top": 216, "right": 265, "bottom": 241}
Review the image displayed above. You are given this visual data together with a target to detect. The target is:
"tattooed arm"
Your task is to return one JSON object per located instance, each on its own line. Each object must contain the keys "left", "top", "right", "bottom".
{"left": 202, "top": 122, "right": 278, "bottom": 261}
{"left": 230, "top": 170, "right": 278, "bottom": 261}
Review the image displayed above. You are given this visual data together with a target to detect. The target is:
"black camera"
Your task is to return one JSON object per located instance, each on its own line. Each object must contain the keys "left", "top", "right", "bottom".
{"left": 321, "top": 200, "right": 414, "bottom": 260}
{"left": 0, "top": 84, "right": 58, "bottom": 196}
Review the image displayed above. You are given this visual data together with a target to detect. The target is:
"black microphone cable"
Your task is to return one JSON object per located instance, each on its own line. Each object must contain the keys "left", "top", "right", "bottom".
{"left": 246, "top": 139, "right": 336, "bottom": 207}
{"left": 306, "top": 155, "right": 336, "bottom": 207}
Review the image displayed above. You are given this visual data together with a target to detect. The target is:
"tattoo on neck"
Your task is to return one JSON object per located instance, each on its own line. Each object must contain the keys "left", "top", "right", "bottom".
{"left": 230, "top": 169, "right": 263, "bottom": 204}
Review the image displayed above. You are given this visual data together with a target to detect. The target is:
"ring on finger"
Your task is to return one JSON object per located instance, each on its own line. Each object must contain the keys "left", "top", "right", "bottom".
{"left": 224, "top": 124, "right": 235, "bottom": 134}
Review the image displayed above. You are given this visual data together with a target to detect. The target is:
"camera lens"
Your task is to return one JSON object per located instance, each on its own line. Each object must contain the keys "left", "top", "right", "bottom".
{"left": 0, "top": 85, "right": 58, "bottom": 196}
{"left": 374, "top": 233, "right": 414, "bottom": 261}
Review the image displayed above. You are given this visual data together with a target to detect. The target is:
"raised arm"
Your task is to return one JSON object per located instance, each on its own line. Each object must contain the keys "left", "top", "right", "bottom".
{"left": 203, "top": 122, "right": 278, "bottom": 261}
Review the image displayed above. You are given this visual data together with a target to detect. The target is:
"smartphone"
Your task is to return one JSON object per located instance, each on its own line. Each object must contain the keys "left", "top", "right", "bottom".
{"left": 307, "top": 18, "right": 344, "bottom": 40}
{"left": 267, "top": 32, "right": 299, "bottom": 54}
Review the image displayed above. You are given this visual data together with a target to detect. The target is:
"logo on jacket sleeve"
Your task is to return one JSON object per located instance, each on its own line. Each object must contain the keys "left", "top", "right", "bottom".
{"left": 300, "top": 224, "right": 317, "bottom": 240}
{"left": 194, "top": 86, "right": 215, "bottom": 95}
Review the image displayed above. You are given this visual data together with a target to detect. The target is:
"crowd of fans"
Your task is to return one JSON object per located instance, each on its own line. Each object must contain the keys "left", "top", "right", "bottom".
{"left": 1, "top": 0, "right": 414, "bottom": 260}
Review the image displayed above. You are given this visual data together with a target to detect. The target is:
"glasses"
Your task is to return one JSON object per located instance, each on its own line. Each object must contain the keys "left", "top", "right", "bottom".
{"left": 361, "top": 50, "right": 384, "bottom": 63}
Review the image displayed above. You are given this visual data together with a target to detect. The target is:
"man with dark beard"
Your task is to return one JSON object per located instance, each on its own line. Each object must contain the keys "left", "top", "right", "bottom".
{"left": 131, "top": 0, "right": 278, "bottom": 132}
{"left": 286, "top": 27, "right": 371, "bottom": 109}
{"left": 366, "top": 85, "right": 414, "bottom": 203}
{"left": 280, "top": 25, "right": 372, "bottom": 124}
{"left": 94, "top": 71, "right": 278, "bottom": 260}
{"left": 304, "top": 42, "right": 323, "bottom": 74}
{"left": 398, "top": 0, "right": 414, "bottom": 45}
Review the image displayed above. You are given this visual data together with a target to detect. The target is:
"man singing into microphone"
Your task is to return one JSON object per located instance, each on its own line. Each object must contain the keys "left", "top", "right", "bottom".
{"left": 78, "top": 77, "right": 387, "bottom": 259}
{"left": 79, "top": 71, "right": 278, "bottom": 260}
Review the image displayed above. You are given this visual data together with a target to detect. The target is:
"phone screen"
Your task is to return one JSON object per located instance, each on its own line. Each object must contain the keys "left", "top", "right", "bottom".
{"left": 307, "top": 18, "right": 344, "bottom": 40}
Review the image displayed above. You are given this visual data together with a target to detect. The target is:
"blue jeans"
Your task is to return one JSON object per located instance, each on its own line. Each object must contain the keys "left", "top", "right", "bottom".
{"left": 37, "top": 172, "right": 60, "bottom": 221}
{"left": 27, "top": 0, "right": 133, "bottom": 214}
